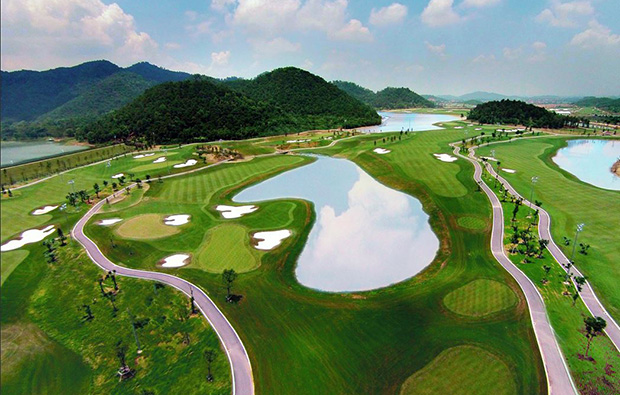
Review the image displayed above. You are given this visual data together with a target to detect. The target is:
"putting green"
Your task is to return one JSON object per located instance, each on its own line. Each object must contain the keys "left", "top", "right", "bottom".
{"left": 115, "top": 214, "right": 179, "bottom": 239}
{"left": 400, "top": 345, "right": 517, "bottom": 395}
{"left": 444, "top": 279, "right": 518, "bottom": 317}
{"left": 196, "top": 224, "right": 259, "bottom": 273}
{"left": 457, "top": 216, "right": 488, "bottom": 230}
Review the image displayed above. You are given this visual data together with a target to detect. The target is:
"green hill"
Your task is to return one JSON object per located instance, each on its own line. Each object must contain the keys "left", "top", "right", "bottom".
{"left": 331, "top": 81, "right": 376, "bottom": 106}
{"left": 331, "top": 81, "right": 434, "bottom": 109}
{"left": 575, "top": 97, "right": 620, "bottom": 113}
{"left": 468, "top": 100, "right": 568, "bottom": 128}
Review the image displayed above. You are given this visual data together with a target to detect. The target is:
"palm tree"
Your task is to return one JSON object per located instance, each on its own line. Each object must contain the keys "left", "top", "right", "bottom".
{"left": 57, "top": 228, "right": 67, "bottom": 246}
{"left": 93, "top": 183, "right": 101, "bottom": 198}
{"left": 205, "top": 349, "right": 216, "bottom": 381}
{"left": 103, "top": 180, "right": 109, "bottom": 188}
{"left": 583, "top": 316, "right": 606, "bottom": 356}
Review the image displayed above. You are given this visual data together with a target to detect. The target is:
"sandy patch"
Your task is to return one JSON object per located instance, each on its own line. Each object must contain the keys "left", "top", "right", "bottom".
{"left": 164, "top": 214, "right": 190, "bottom": 226}
{"left": 253, "top": 230, "right": 292, "bottom": 250}
{"left": 502, "top": 168, "right": 517, "bottom": 173}
{"left": 1, "top": 225, "right": 55, "bottom": 252}
{"left": 160, "top": 254, "right": 190, "bottom": 268}
{"left": 454, "top": 126, "right": 464, "bottom": 129}
{"left": 433, "top": 154, "right": 458, "bottom": 163}
{"left": 373, "top": 148, "right": 391, "bottom": 154}
{"left": 32, "top": 205, "right": 58, "bottom": 215}
{"left": 286, "top": 139, "right": 311, "bottom": 143}
{"left": 216, "top": 205, "right": 258, "bottom": 219}
{"left": 134, "top": 153, "right": 155, "bottom": 159}
{"left": 98, "top": 218, "right": 122, "bottom": 226}
{"left": 153, "top": 157, "right": 166, "bottom": 163}
{"left": 111, "top": 173, "right": 124, "bottom": 179}
{"left": 173, "top": 159, "right": 197, "bottom": 168}
{"left": 475, "top": 128, "right": 482, "bottom": 131}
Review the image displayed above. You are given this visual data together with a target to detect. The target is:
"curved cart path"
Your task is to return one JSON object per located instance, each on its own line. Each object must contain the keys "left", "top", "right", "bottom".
{"left": 73, "top": 188, "right": 254, "bottom": 395}
{"left": 477, "top": 150, "right": 620, "bottom": 352}
{"left": 452, "top": 144, "right": 577, "bottom": 395}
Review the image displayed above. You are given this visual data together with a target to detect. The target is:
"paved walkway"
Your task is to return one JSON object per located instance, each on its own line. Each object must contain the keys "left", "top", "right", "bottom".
{"left": 452, "top": 144, "right": 577, "bottom": 395}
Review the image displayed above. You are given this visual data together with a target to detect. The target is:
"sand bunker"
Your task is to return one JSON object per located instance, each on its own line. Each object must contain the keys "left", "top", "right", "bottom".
{"left": 164, "top": 215, "right": 190, "bottom": 226}
{"left": 373, "top": 148, "right": 391, "bottom": 154}
{"left": 98, "top": 218, "right": 122, "bottom": 226}
{"left": 173, "top": 159, "right": 198, "bottom": 168}
{"left": 455, "top": 126, "right": 464, "bottom": 129}
{"left": 286, "top": 139, "right": 311, "bottom": 143}
{"left": 216, "top": 205, "right": 258, "bottom": 219}
{"left": 253, "top": 230, "right": 292, "bottom": 250}
{"left": 153, "top": 157, "right": 167, "bottom": 163}
{"left": 1, "top": 225, "right": 55, "bottom": 252}
{"left": 161, "top": 254, "right": 190, "bottom": 268}
{"left": 434, "top": 154, "right": 458, "bottom": 162}
{"left": 475, "top": 128, "right": 482, "bottom": 131}
{"left": 502, "top": 169, "right": 517, "bottom": 173}
{"left": 111, "top": 173, "right": 124, "bottom": 179}
{"left": 134, "top": 153, "right": 155, "bottom": 159}
{"left": 32, "top": 205, "right": 58, "bottom": 215}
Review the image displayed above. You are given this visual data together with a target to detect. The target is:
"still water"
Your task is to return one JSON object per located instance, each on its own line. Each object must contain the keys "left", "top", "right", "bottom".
{"left": 358, "top": 111, "right": 459, "bottom": 133}
{"left": 552, "top": 139, "right": 620, "bottom": 191}
{"left": 234, "top": 155, "right": 439, "bottom": 292}
{"left": 1, "top": 141, "right": 88, "bottom": 167}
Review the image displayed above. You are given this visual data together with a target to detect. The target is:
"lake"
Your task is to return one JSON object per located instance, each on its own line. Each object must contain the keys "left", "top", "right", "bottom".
{"left": 234, "top": 155, "right": 439, "bottom": 292}
{"left": 358, "top": 111, "right": 459, "bottom": 133}
{"left": 1, "top": 141, "right": 88, "bottom": 167}
{"left": 552, "top": 139, "right": 620, "bottom": 191}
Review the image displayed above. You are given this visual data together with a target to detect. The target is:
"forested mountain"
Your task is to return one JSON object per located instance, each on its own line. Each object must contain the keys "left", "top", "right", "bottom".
{"left": 575, "top": 97, "right": 620, "bottom": 113}
{"left": 331, "top": 81, "right": 434, "bottom": 109}
{"left": 83, "top": 69, "right": 380, "bottom": 144}
{"left": 468, "top": 100, "right": 568, "bottom": 128}
{"left": 125, "top": 62, "right": 191, "bottom": 83}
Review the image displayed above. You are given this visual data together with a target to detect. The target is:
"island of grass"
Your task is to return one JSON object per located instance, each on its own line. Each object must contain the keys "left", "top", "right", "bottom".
{"left": 444, "top": 279, "right": 518, "bottom": 317}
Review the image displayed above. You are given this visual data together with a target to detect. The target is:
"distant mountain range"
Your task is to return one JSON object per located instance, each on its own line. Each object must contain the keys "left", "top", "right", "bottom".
{"left": 428, "top": 91, "right": 587, "bottom": 104}
{"left": 332, "top": 81, "right": 434, "bottom": 109}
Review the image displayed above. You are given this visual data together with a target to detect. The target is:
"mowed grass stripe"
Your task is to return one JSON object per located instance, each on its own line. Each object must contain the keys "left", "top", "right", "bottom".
{"left": 444, "top": 279, "right": 518, "bottom": 317}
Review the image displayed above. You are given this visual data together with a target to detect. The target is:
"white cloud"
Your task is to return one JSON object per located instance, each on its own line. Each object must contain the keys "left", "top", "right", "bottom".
{"left": 333, "top": 19, "right": 373, "bottom": 42}
{"left": 462, "top": 0, "right": 500, "bottom": 7}
{"left": 297, "top": 0, "right": 348, "bottom": 32}
{"left": 425, "top": 41, "right": 446, "bottom": 58}
{"left": 536, "top": 0, "right": 594, "bottom": 28}
{"left": 528, "top": 41, "right": 547, "bottom": 62}
{"left": 186, "top": 20, "right": 212, "bottom": 36}
{"left": 502, "top": 46, "right": 523, "bottom": 60}
{"left": 1, "top": 0, "right": 158, "bottom": 70}
{"left": 369, "top": 3, "right": 408, "bottom": 26}
{"left": 532, "top": 41, "right": 547, "bottom": 51}
{"left": 211, "top": 0, "right": 237, "bottom": 12}
{"left": 249, "top": 37, "right": 301, "bottom": 55}
{"left": 211, "top": 50, "right": 231, "bottom": 66}
{"left": 571, "top": 20, "right": 620, "bottom": 48}
{"left": 164, "top": 42, "right": 181, "bottom": 50}
{"left": 232, "top": 0, "right": 300, "bottom": 35}
{"left": 472, "top": 54, "right": 496, "bottom": 63}
{"left": 421, "top": 0, "right": 461, "bottom": 27}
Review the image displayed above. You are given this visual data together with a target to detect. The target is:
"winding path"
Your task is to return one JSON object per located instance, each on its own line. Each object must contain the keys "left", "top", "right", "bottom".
{"left": 452, "top": 144, "right": 577, "bottom": 395}
{"left": 72, "top": 185, "right": 254, "bottom": 395}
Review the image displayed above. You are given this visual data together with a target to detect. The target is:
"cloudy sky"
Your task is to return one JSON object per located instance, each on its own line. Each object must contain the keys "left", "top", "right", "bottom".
{"left": 2, "top": 0, "right": 619, "bottom": 96}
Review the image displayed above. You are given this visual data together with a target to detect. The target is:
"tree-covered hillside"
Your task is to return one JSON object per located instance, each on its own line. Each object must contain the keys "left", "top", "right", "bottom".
{"left": 331, "top": 81, "right": 434, "bottom": 109}
{"left": 575, "top": 97, "right": 620, "bottom": 113}
{"left": 331, "top": 81, "right": 376, "bottom": 106}
{"left": 468, "top": 100, "right": 568, "bottom": 128}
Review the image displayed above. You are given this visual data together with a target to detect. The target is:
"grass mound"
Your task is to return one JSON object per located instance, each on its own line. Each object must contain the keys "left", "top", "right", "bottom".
{"left": 400, "top": 345, "right": 517, "bottom": 395}
{"left": 457, "top": 216, "right": 488, "bottom": 230}
{"left": 115, "top": 214, "right": 179, "bottom": 239}
{"left": 444, "top": 279, "right": 517, "bottom": 317}
{"left": 196, "top": 224, "right": 259, "bottom": 273}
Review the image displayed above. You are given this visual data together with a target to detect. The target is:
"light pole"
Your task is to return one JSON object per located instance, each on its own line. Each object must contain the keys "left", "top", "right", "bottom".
{"left": 127, "top": 309, "right": 142, "bottom": 354}
{"left": 529, "top": 176, "right": 538, "bottom": 208}
{"left": 68, "top": 179, "right": 75, "bottom": 194}
{"left": 570, "top": 223, "right": 585, "bottom": 263}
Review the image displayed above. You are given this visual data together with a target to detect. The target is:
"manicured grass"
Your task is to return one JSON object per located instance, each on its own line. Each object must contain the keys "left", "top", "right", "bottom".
{"left": 1, "top": 250, "right": 29, "bottom": 286}
{"left": 399, "top": 345, "right": 517, "bottom": 395}
{"left": 196, "top": 224, "right": 260, "bottom": 273}
{"left": 115, "top": 214, "right": 179, "bottom": 239}
{"left": 457, "top": 216, "right": 488, "bottom": 230}
{"left": 443, "top": 279, "right": 518, "bottom": 317}
{"left": 477, "top": 137, "right": 620, "bottom": 320}
{"left": 85, "top": 122, "right": 546, "bottom": 394}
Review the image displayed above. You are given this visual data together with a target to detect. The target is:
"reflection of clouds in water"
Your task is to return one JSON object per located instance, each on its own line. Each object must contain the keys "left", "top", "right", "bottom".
{"left": 602, "top": 140, "right": 619, "bottom": 158}
{"left": 298, "top": 169, "right": 439, "bottom": 292}
{"left": 553, "top": 139, "right": 620, "bottom": 191}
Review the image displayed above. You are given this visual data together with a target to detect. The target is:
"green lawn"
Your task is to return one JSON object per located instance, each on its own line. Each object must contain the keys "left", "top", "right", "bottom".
{"left": 477, "top": 137, "right": 620, "bottom": 320}
{"left": 399, "top": 345, "right": 517, "bottom": 395}
{"left": 196, "top": 224, "right": 261, "bottom": 273}
{"left": 457, "top": 215, "right": 488, "bottom": 230}
{"left": 0, "top": 250, "right": 29, "bottom": 286}
{"left": 115, "top": 214, "right": 180, "bottom": 239}
{"left": 443, "top": 279, "right": 518, "bottom": 317}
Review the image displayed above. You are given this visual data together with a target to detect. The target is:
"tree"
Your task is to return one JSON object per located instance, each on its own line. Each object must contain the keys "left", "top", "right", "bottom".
{"left": 205, "top": 349, "right": 216, "bottom": 382}
{"left": 116, "top": 340, "right": 128, "bottom": 366}
{"left": 7, "top": 189, "right": 12, "bottom": 197}
{"left": 222, "top": 269, "right": 238, "bottom": 301}
{"left": 583, "top": 316, "right": 606, "bottom": 356}
{"left": 136, "top": 178, "right": 142, "bottom": 189}
{"left": 145, "top": 175, "right": 151, "bottom": 183}
{"left": 103, "top": 180, "right": 109, "bottom": 188}
{"left": 537, "top": 239, "right": 549, "bottom": 258}
{"left": 574, "top": 276, "right": 587, "bottom": 292}
{"left": 57, "top": 228, "right": 67, "bottom": 246}
{"left": 112, "top": 182, "right": 118, "bottom": 191}
{"left": 107, "top": 291, "right": 119, "bottom": 314}
{"left": 107, "top": 270, "right": 118, "bottom": 291}
{"left": 93, "top": 183, "right": 101, "bottom": 198}
{"left": 66, "top": 192, "right": 78, "bottom": 207}
{"left": 98, "top": 278, "right": 106, "bottom": 296}
{"left": 81, "top": 304, "right": 94, "bottom": 321}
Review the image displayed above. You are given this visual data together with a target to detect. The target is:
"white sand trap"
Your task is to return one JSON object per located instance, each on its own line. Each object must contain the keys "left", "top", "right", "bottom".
{"left": 253, "top": 230, "right": 292, "bottom": 250}
{"left": 455, "top": 126, "right": 464, "bottom": 129}
{"left": 1, "top": 225, "right": 55, "bottom": 252}
{"left": 32, "top": 205, "right": 58, "bottom": 215}
{"left": 134, "top": 153, "right": 155, "bottom": 159}
{"left": 98, "top": 218, "right": 122, "bottom": 226}
{"left": 373, "top": 148, "right": 391, "bottom": 154}
{"left": 216, "top": 205, "right": 258, "bottom": 219}
{"left": 164, "top": 214, "right": 190, "bottom": 226}
{"left": 173, "top": 159, "right": 198, "bottom": 168}
{"left": 502, "top": 168, "right": 517, "bottom": 173}
{"left": 153, "top": 157, "right": 167, "bottom": 163}
{"left": 475, "top": 128, "right": 482, "bottom": 131}
{"left": 482, "top": 157, "right": 498, "bottom": 162}
{"left": 161, "top": 254, "right": 190, "bottom": 268}
{"left": 433, "top": 154, "right": 458, "bottom": 162}
{"left": 111, "top": 173, "right": 124, "bottom": 179}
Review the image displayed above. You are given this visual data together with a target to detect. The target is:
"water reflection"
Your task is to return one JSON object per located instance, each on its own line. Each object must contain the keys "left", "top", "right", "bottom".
{"left": 358, "top": 111, "right": 459, "bottom": 133}
{"left": 234, "top": 156, "right": 439, "bottom": 292}
{"left": 552, "top": 139, "right": 620, "bottom": 191}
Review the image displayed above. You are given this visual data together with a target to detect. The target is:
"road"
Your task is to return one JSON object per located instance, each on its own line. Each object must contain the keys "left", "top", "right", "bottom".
{"left": 72, "top": 187, "right": 254, "bottom": 395}
{"left": 479, "top": 152, "right": 620, "bottom": 352}
{"left": 452, "top": 144, "right": 577, "bottom": 395}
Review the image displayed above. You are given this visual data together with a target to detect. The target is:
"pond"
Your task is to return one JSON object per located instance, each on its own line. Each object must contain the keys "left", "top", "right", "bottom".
{"left": 234, "top": 155, "right": 439, "bottom": 292}
{"left": 552, "top": 139, "right": 620, "bottom": 191}
{"left": 358, "top": 111, "right": 459, "bottom": 133}
{"left": 0, "top": 140, "right": 88, "bottom": 167}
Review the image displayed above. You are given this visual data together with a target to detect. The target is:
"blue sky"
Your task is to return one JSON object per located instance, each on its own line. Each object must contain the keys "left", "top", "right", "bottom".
{"left": 2, "top": 0, "right": 619, "bottom": 95}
